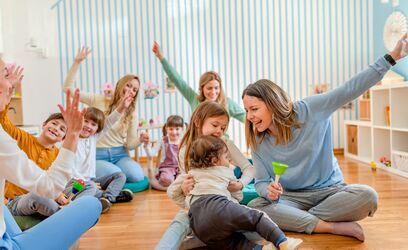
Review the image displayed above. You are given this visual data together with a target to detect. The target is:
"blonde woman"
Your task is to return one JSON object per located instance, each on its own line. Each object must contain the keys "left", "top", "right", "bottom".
{"left": 242, "top": 34, "right": 408, "bottom": 241}
{"left": 64, "top": 48, "right": 148, "bottom": 183}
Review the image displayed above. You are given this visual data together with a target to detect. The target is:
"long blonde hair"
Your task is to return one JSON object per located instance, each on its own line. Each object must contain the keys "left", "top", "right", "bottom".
{"left": 197, "top": 71, "right": 227, "bottom": 110}
{"left": 242, "top": 79, "right": 301, "bottom": 149}
{"left": 106, "top": 74, "right": 140, "bottom": 127}
{"left": 179, "top": 101, "right": 230, "bottom": 173}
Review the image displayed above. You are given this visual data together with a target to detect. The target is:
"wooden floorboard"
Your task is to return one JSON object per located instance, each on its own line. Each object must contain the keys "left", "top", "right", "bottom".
{"left": 78, "top": 156, "right": 408, "bottom": 249}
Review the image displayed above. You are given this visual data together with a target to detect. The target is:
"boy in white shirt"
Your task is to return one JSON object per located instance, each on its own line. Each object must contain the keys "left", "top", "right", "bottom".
{"left": 60, "top": 91, "right": 135, "bottom": 213}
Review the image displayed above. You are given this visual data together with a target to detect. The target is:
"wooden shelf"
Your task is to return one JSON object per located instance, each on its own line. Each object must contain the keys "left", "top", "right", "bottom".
{"left": 345, "top": 83, "right": 408, "bottom": 179}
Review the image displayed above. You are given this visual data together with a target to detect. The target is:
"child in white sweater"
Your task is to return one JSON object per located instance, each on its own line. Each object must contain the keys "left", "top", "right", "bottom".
{"left": 61, "top": 90, "right": 135, "bottom": 213}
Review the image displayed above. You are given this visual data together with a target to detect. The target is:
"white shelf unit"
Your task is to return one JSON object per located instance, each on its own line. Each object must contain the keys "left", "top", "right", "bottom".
{"left": 344, "top": 83, "right": 408, "bottom": 178}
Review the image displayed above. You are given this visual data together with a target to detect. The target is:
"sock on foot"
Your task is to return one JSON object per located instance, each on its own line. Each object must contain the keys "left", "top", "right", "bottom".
{"left": 332, "top": 222, "right": 365, "bottom": 241}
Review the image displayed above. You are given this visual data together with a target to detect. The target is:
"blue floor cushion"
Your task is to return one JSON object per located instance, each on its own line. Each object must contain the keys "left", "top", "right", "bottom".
{"left": 233, "top": 160, "right": 259, "bottom": 205}
{"left": 241, "top": 183, "right": 259, "bottom": 205}
{"left": 123, "top": 176, "right": 149, "bottom": 193}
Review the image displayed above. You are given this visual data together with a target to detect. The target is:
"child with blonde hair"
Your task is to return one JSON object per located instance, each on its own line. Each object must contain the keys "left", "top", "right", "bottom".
{"left": 64, "top": 47, "right": 148, "bottom": 183}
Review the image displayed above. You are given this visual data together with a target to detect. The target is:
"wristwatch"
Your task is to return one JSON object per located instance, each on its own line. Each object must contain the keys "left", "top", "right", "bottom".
{"left": 384, "top": 54, "right": 396, "bottom": 66}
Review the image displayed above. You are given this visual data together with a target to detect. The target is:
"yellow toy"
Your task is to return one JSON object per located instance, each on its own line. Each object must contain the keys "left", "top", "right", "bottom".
{"left": 370, "top": 161, "right": 377, "bottom": 171}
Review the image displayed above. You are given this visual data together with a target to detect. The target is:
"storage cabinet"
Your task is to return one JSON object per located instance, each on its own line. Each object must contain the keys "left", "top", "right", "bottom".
{"left": 345, "top": 83, "right": 408, "bottom": 178}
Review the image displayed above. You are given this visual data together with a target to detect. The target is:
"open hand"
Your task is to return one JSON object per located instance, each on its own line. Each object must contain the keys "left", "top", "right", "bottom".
{"left": 58, "top": 88, "right": 87, "bottom": 135}
{"left": 6, "top": 65, "right": 24, "bottom": 89}
{"left": 74, "top": 47, "right": 92, "bottom": 64}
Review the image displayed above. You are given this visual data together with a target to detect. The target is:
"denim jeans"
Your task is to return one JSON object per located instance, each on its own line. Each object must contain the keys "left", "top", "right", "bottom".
{"left": 96, "top": 146, "right": 145, "bottom": 183}
{"left": 1, "top": 196, "right": 101, "bottom": 250}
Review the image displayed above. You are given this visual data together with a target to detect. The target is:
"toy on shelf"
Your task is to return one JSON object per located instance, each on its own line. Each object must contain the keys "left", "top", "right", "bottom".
{"left": 102, "top": 82, "right": 114, "bottom": 98}
{"left": 370, "top": 161, "right": 377, "bottom": 171}
{"left": 379, "top": 156, "right": 391, "bottom": 167}
{"left": 138, "top": 117, "right": 161, "bottom": 129}
{"left": 67, "top": 179, "right": 85, "bottom": 202}
{"left": 138, "top": 119, "right": 148, "bottom": 128}
{"left": 144, "top": 82, "right": 160, "bottom": 99}
{"left": 385, "top": 106, "right": 391, "bottom": 126}
{"left": 149, "top": 116, "right": 160, "bottom": 127}
{"left": 272, "top": 161, "right": 288, "bottom": 183}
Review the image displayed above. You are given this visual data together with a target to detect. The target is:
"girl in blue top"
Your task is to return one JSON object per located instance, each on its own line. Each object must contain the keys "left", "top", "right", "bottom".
{"left": 241, "top": 34, "right": 408, "bottom": 241}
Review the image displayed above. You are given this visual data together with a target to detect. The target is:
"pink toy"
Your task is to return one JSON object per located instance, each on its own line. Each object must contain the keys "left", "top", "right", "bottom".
{"left": 379, "top": 156, "right": 391, "bottom": 167}
{"left": 102, "top": 82, "right": 114, "bottom": 98}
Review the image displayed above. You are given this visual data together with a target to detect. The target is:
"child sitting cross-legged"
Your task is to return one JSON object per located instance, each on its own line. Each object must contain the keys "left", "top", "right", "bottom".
{"left": 59, "top": 90, "right": 135, "bottom": 213}
{"left": 169, "top": 135, "right": 302, "bottom": 250}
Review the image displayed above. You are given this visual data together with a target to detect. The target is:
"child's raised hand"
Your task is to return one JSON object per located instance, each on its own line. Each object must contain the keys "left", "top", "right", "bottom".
{"left": 181, "top": 175, "right": 195, "bottom": 196}
{"left": 74, "top": 47, "right": 92, "bottom": 64}
{"left": 227, "top": 181, "right": 243, "bottom": 192}
{"left": 267, "top": 182, "right": 283, "bottom": 201}
{"left": 58, "top": 88, "right": 87, "bottom": 135}
{"left": 152, "top": 41, "right": 164, "bottom": 60}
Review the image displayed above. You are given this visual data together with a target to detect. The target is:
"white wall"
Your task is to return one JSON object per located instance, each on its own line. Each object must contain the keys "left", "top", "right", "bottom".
{"left": 0, "top": 0, "right": 62, "bottom": 125}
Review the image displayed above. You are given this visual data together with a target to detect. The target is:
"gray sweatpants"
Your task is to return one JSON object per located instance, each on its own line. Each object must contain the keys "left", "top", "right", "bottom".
{"left": 63, "top": 172, "right": 126, "bottom": 202}
{"left": 189, "top": 195, "right": 286, "bottom": 250}
{"left": 248, "top": 183, "right": 378, "bottom": 234}
{"left": 7, "top": 193, "right": 59, "bottom": 217}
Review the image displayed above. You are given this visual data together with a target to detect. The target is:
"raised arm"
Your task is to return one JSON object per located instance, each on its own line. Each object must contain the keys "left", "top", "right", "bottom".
{"left": 63, "top": 47, "right": 95, "bottom": 106}
{"left": 0, "top": 89, "right": 85, "bottom": 199}
{"left": 96, "top": 89, "right": 133, "bottom": 139}
{"left": 58, "top": 88, "right": 87, "bottom": 152}
{"left": 0, "top": 66, "right": 31, "bottom": 145}
{"left": 227, "top": 97, "right": 246, "bottom": 123}
{"left": 303, "top": 34, "right": 408, "bottom": 122}
{"left": 152, "top": 41, "right": 197, "bottom": 107}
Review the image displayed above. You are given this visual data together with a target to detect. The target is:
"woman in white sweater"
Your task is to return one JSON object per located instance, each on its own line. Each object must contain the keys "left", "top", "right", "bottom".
{"left": 0, "top": 59, "right": 101, "bottom": 249}
{"left": 63, "top": 48, "right": 148, "bottom": 183}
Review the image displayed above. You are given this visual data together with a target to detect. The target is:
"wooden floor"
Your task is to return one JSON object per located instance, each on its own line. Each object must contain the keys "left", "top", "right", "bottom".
{"left": 78, "top": 156, "right": 408, "bottom": 250}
